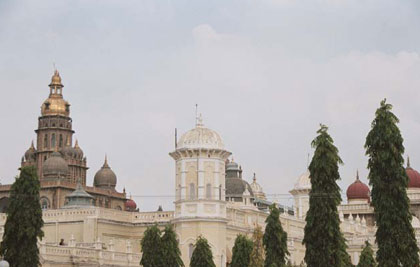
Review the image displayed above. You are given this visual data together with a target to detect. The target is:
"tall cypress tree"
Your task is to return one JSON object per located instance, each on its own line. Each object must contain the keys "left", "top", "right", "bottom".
{"left": 190, "top": 236, "right": 215, "bottom": 267}
{"left": 231, "top": 234, "right": 253, "bottom": 267}
{"left": 357, "top": 241, "right": 376, "bottom": 267}
{"left": 140, "top": 225, "right": 164, "bottom": 267}
{"left": 303, "top": 124, "right": 350, "bottom": 267}
{"left": 249, "top": 225, "right": 265, "bottom": 267}
{"left": 0, "top": 166, "right": 44, "bottom": 267}
{"left": 161, "top": 225, "right": 184, "bottom": 267}
{"left": 263, "top": 204, "right": 289, "bottom": 267}
{"left": 365, "top": 99, "right": 419, "bottom": 266}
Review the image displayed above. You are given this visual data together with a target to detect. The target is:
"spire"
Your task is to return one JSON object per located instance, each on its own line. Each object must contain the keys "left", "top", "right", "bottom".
{"left": 30, "top": 140, "right": 35, "bottom": 149}
{"left": 253, "top": 173, "right": 256, "bottom": 182}
{"left": 75, "top": 139, "right": 79, "bottom": 148}
{"left": 407, "top": 156, "right": 411, "bottom": 168}
{"left": 103, "top": 155, "right": 110, "bottom": 168}
{"left": 356, "top": 169, "right": 360, "bottom": 181}
{"left": 196, "top": 113, "right": 204, "bottom": 127}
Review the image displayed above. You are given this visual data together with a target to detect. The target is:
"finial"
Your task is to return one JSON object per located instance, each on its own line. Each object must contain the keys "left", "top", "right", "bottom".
{"left": 103, "top": 154, "right": 109, "bottom": 168}
{"left": 356, "top": 169, "right": 360, "bottom": 181}
{"left": 30, "top": 140, "right": 34, "bottom": 149}
{"left": 407, "top": 156, "right": 411, "bottom": 168}
{"left": 123, "top": 187, "right": 126, "bottom": 194}
{"left": 253, "top": 173, "right": 256, "bottom": 182}
{"left": 196, "top": 113, "right": 204, "bottom": 127}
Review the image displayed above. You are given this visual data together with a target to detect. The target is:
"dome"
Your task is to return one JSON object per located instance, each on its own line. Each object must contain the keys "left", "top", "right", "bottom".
{"left": 346, "top": 172, "right": 370, "bottom": 201}
{"left": 250, "top": 173, "right": 266, "bottom": 200}
{"left": 63, "top": 182, "right": 94, "bottom": 209}
{"left": 41, "top": 97, "right": 70, "bottom": 116}
{"left": 94, "top": 157, "right": 117, "bottom": 189}
{"left": 24, "top": 141, "right": 36, "bottom": 161}
{"left": 125, "top": 198, "right": 137, "bottom": 211}
{"left": 406, "top": 158, "right": 420, "bottom": 188}
{"left": 177, "top": 116, "right": 224, "bottom": 150}
{"left": 49, "top": 70, "right": 63, "bottom": 87}
{"left": 43, "top": 152, "right": 68, "bottom": 178}
{"left": 226, "top": 160, "right": 239, "bottom": 171}
{"left": 226, "top": 178, "right": 254, "bottom": 198}
{"left": 74, "top": 140, "right": 84, "bottom": 159}
{"left": 60, "top": 142, "right": 76, "bottom": 158}
{"left": 293, "top": 170, "right": 311, "bottom": 191}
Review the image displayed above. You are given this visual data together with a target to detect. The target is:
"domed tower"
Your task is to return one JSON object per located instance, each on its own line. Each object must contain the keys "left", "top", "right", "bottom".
{"left": 169, "top": 114, "right": 231, "bottom": 267}
{"left": 94, "top": 156, "right": 117, "bottom": 190}
{"left": 250, "top": 173, "right": 266, "bottom": 200}
{"left": 225, "top": 158, "right": 254, "bottom": 203}
{"left": 346, "top": 171, "right": 370, "bottom": 204}
{"left": 21, "top": 70, "right": 88, "bottom": 184}
{"left": 289, "top": 170, "right": 311, "bottom": 219}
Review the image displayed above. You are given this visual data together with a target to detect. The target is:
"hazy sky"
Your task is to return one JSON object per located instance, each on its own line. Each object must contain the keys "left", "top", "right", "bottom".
{"left": 1, "top": 0, "right": 420, "bottom": 211}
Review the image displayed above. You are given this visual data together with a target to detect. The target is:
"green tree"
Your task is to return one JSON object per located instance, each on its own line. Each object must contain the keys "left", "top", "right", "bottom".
{"left": 365, "top": 99, "right": 419, "bottom": 267}
{"left": 0, "top": 166, "right": 44, "bottom": 267}
{"left": 303, "top": 124, "right": 350, "bottom": 267}
{"left": 263, "top": 204, "right": 289, "bottom": 267}
{"left": 190, "top": 236, "right": 215, "bottom": 267}
{"left": 357, "top": 241, "right": 376, "bottom": 267}
{"left": 161, "top": 224, "right": 184, "bottom": 267}
{"left": 249, "top": 225, "right": 265, "bottom": 267}
{"left": 140, "top": 225, "right": 164, "bottom": 267}
{"left": 231, "top": 234, "right": 253, "bottom": 267}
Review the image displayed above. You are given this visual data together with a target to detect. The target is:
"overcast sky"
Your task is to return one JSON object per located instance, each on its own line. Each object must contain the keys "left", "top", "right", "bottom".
{"left": 1, "top": 0, "right": 420, "bottom": 211}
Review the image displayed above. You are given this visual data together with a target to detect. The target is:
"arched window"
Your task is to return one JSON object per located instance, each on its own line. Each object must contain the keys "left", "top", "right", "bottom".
{"left": 40, "top": 197, "right": 50, "bottom": 210}
{"left": 189, "top": 243, "right": 194, "bottom": 259}
{"left": 59, "top": 134, "right": 63, "bottom": 148}
{"left": 44, "top": 134, "right": 48, "bottom": 148}
{"left": 189, "top": 183, "right": 196, "bottom": 200}
{"left": 51, "top": 133, "right": 56, "bottom": 148}
{"left": 206, "top": 183, "right": 212, "bottom": 199}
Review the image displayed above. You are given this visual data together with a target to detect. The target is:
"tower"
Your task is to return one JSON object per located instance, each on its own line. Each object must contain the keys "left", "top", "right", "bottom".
{"left": 169, "top": 115, "right": 231, "bottom": 267}
{"left": 21, "top": 70, "right": 88, "bottom": 185}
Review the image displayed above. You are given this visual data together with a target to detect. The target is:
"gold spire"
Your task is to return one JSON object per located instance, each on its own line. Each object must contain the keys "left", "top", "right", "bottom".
{"left": 49, "top": 69, "right": 63, "bottom": 88}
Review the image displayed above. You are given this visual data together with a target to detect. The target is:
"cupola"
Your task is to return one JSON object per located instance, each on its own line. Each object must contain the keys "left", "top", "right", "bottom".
{"left": 24, "top": 141, "right": 36, "bottom": 162}
{"left": 42, "top": 152, "right": 69, "bottom": 179}
{"left": 346, "top": 171, "right": 370, "bottom": 204}
{"left": 94, "top": 156, "right": 117, "bottom": 190}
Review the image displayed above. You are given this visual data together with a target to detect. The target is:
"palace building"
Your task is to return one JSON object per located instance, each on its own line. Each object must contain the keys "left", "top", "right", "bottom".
{"left": 1, "top": 71, "right": 420, "bottom": 266}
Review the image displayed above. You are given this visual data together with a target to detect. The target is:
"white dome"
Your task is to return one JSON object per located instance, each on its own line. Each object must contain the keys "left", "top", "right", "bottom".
{"left": 250, "top": 175, "right": 263, "bottom": 194}
{"left": 177, "top": 119, "right": 224, "bottom": 150}
{"left": 294, "top": 170, "right": 311, "bottom": 191}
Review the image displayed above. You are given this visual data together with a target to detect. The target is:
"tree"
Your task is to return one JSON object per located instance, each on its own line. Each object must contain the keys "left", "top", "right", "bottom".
{"left": 190, "top": 236, "right": 215, "bottom": 267}
{"left": 303, "top": 124, "right": 350, "bottom": 267}
{"left": 140, "top": 225, "right": 164, "bottom": 267}
{"left": 357, "top": 241, "right": 376, "bottom": 267}
{"left": 249, "top": 225, "right": 265, "bottom": 267}
{"left": 161, "top": 225, "right": 184, "bottom": 267}
{"left": 231, "top": 234, "right": 253, "bottom": 267}
{"left": 365, "top": 99, "right": 419, "bottom": 267}
{"left": 0, "top": 166, "right": 44, "bottom": 267}
{"left": 263, "top": 204, "right": 289, "bottom": 267}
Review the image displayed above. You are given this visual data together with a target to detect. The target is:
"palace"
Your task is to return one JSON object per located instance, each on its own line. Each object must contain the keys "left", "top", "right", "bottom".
{"left": 1, "top": 71, "right": 420, "bottom": 266}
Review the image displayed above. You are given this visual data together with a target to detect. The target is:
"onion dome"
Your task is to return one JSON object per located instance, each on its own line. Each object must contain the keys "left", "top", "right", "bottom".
{"left": 74, "top": 140, "right": 84, "bottom": 159}
{"left": 293, "top": 170, "right": 311, "bottom": 191}
{"left": 406, "top": 157, "right": 420, "bottom": 188}
{"left": 43, "top": 152, "right": 69, "bottom": 179}
{"left": 41, "top": 70, "right": 70, "bottom": 116}
{"left": 346, "top": 171, "right": 370, "bottom": 202}
{"left": 63, "top": 182, "right": 94, "bottom": 209}
{"left": 24, "top": 141, "right": 37, "bottom": 162}
{"left": 177, "top": 114, "right": 224, "bottom": 150}
{"left": 250, "top": 173, "right": 266, "bottom": 200}
{"left": 125, "top": 197, "right": 137, "bottom": 211}
{"left": 60, "top": 137, "right": 76, "bottom": 158}
{"left": 94, "top": 156, "right": 117, "bottom": 189}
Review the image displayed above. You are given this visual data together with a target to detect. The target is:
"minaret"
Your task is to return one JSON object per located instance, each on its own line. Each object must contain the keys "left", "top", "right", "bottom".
{"left": 169, "top": 115, "right": 231, "bottom": 267}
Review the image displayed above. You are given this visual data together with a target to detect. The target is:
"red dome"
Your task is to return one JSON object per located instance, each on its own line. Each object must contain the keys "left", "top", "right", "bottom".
{"left": 346, "top": 176, "right": 370, "bottom": 201}
{"left": 125, "top": 199, "right": 137, "bottom": 210}
{"left": 407, "top": 167, "right": 420, "bottom": 188}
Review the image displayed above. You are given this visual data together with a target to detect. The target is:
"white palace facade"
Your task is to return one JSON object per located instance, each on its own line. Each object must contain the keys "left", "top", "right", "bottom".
{"left": 2, "top": 71, "right": 420, "bottom": 266}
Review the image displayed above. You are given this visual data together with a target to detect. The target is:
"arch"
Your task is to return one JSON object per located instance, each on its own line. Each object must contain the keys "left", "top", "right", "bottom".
{"left": 0, "top": 197, "right": 10, "bottom": 213}
{"left": 40, "top": 197, "right": 50, "bottom": 210}
{"left": 206, "top": 183, "right": 212, "bottom": 199}
{"left": 44, "top": 134, "right": 48, "bottom": 148}
{"left": 59, "top": 134, "right": 63, "bottom": 148}
{"left": 188, "top": 243, "right": 194, "bottom": 259}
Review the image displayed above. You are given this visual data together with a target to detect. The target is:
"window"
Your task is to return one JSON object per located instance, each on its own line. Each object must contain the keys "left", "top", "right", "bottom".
{"left": 59, "top": 134, "right": 63, "bottom": 148}
{"left": 40, "top": 197, "right": 50, "bottom": 210}
{"left": 51, "top": 133, "right": 56, "bottom": 148}
{"left": 206, "top": 184, "right": 212, "bottom": 199}
{"left": 189, "top": 244, "right": 194, "bottom": 259}
{"left": 189, "top": 183, "right": 196, "bottom": 200}
{"left": 45, "top": 102, "right": 50, "bottom": 110}
{"left": 219, "top": 185, "right": 222, "bottom": 200}
{"left": 44, "top": 134, "right": 48, "bottom": 148}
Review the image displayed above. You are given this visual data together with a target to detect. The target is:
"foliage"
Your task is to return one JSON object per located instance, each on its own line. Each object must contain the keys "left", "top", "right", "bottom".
{"left": 249, "top": 225, "right": 265, "bottom": 267}
{"left": 0, "top": 166, "right": 44, "bottom": 267}
{"left": 357, "top": 241, "right": 376, "bottom": 267}
{"left": 303, "top": 124, "right": 350, "bottom": 267}
{"left": 140, "top": 225, "right": 164, "bottom": 267}
{"left": 161, "top": 225, "right": 184, "bottom": 267}
{"left": 365, "top": 99, "right": 419, "bottom": 266}
{"left": 190, "top": 236, "right": 215, "bottom": 267}
{"left": 263, "top": 204, "right": 289, "bottom": 267}
{"left": 231, "top": 234, "right": 253, "bottom": 267}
